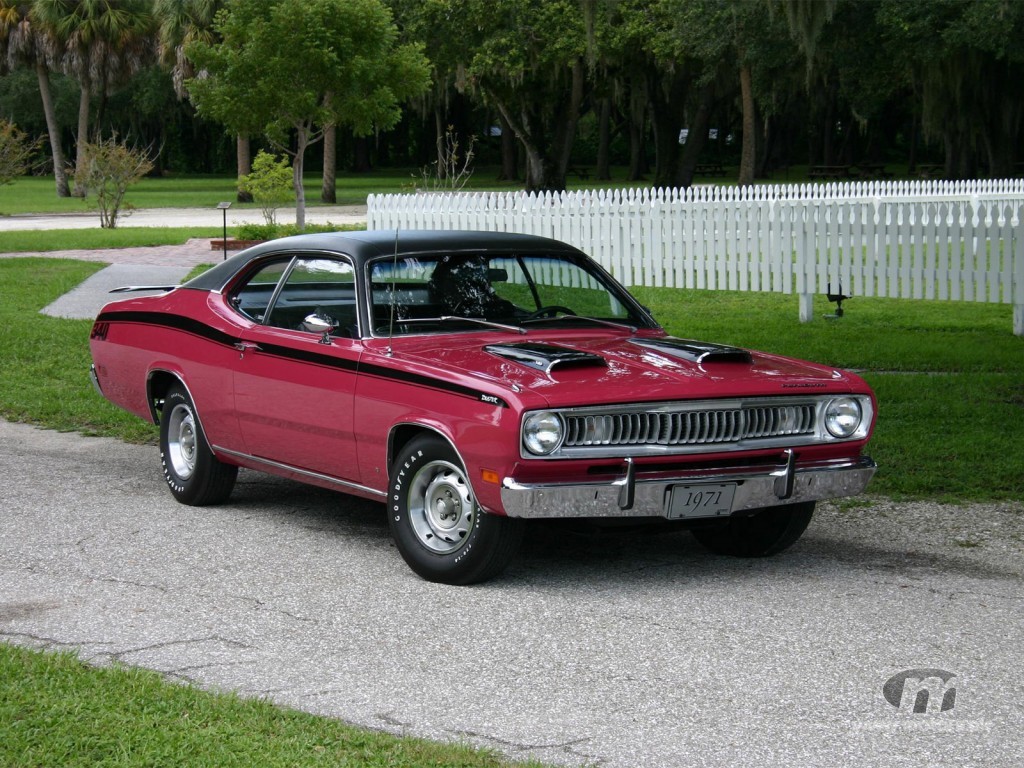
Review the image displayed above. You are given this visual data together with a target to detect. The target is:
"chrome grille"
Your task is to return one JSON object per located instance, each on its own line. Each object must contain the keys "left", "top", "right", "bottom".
{"left": 562, "top": 402, "right": 817, "bottom": 450}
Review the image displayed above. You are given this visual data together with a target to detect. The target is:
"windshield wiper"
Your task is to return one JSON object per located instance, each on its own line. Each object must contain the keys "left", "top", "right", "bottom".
{"left": 395, "top": 316, "right": 527, "bottom": 334}
{"left": 520, "top": 315, "right": 637, "bottom": 333}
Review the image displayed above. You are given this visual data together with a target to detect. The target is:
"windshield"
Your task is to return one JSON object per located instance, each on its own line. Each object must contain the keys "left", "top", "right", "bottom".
{"left": 368, "top": 251, "right": 652, "bottom": 335}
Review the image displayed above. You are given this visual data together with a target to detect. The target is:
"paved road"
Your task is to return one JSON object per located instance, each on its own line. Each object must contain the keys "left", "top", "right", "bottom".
{"left": 2, "top": 419, "right": 1022, "bottom": 767}
{"left": 0, "top": 205, "right": 367, "bottom": 231}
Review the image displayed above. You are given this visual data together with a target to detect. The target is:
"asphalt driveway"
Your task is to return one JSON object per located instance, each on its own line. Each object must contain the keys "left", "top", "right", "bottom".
{"left": 2, "top": 419, "right": 1022, "bottom": 767}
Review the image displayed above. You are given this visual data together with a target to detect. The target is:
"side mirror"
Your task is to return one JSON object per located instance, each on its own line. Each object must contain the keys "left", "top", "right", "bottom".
{"left": 302, "top": 313, "right": 336, "bottom": 344}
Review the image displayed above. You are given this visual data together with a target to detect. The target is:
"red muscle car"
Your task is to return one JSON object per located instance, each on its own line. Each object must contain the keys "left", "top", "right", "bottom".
{"left": 90, "top": 230, "right": 876, "bottom": 584}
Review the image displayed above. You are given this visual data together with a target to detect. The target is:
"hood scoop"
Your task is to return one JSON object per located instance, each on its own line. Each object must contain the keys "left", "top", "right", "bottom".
{"left": 485, "top": 342, "right": 606, "bottom": 374}
{"left": 630, "top": 337, "right": 753, "bottom": 364}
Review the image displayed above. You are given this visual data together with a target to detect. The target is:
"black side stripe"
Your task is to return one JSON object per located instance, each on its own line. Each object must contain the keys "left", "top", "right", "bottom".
{"left": 97, "top": 310, "right": 508, "bottom": 407}
{"left": 97, "top": 311, "right": 236, "bottom": 347}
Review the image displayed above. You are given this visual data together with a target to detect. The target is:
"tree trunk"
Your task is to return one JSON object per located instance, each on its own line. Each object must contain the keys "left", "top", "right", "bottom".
{"left": 321, "top": 123, "right": 336, "bottom": 203}
{"left": 491, "top": 99, "right": 552, "bottom": 192}
{"left": 236, "top": 134, "right": 253, "bottom": 203}
{"left": 497, "top": 113, "right": 518, "bottom": 181}
{"left": 434, "top": 106, "right": 446, "bottom": 178}
{"left": 676, "top": 80, "right": 715, "bottom": 188}
{"left": 648, "top": 69, "right": 688, "bottom": 187}
{"left": 756, "top": 114, "right": 774, "bottom": 178}
{"left": 821, "top": 83, "right": 837, "bottom": 165}
{"left": 293, "top": 126, "right": 308, "bottom": 231}
{"left": 627, "top": 90, "right": 647, "bottom": 181}
{"left": 72, "top": 84, "right": 91, "bottom": 197}
{"left": 352, "top": 136, "right": 371, "bottom": 172}
{"left": 36, "top": 63, "right": 69, "bottom": 198}
{"left": 552, "top": 60, "right": 586, "bottom": 187}
{"left": 595, "top": 97, "right": 612, "bottom": 181}
{"left": 738, "top": 63, "right": 756, "bottom": 186}
{"left": 906, "top": 109, "right": 919, "bottom": 175}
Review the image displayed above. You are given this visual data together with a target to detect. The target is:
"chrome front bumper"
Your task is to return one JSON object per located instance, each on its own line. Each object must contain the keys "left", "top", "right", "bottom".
{"left": 89, "top": 364, "right": 104, "bottom": 396}
{"left": 499, "top": 454, "right": 877, "bottom": 519}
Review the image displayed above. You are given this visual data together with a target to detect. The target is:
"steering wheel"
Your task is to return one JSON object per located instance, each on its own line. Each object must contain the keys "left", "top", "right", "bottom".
{"left": 525, "top": 305, "right": 577, "bottom": 321}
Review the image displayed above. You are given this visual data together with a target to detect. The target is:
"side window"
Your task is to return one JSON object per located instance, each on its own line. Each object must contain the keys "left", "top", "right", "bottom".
{"left": 490, "top": 256, "right": 531, "bottom": 309}
{"left": 229, "top": 259, "right": 291, "bottom": 322}
{"left": 265, "top": 257, "right": 357, "bottom": 337}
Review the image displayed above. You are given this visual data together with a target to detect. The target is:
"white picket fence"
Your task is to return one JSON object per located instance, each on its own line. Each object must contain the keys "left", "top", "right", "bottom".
{"left": 367, "top": 181, "right": 1024, "bottom": 335}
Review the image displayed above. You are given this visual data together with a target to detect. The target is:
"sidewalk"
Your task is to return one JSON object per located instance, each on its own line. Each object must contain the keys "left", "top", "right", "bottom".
{"left": 2, "top": 205, "right": 369, "bottom": 319}
{"left": 6, "top": 238, "right": 241, "bottom": 319}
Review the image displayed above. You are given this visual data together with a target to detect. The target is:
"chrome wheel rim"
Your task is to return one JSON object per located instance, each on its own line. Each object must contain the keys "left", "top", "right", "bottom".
{"left": 408, "top": 459, "right": 475, "bottom": 554}
{"left": 167, "top": 403, "right": 198, "bottom": 480}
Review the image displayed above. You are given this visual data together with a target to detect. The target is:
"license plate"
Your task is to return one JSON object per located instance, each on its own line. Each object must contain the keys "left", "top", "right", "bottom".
{"left": 666, "top": 483, "right": 736, "bottom": 519}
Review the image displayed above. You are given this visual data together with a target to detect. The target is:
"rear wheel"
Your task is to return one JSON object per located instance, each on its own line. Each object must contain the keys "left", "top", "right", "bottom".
{"left": 691, "top": 502, "right": 815, "bottom": 557}
{"left": 159, "top": 384, "right": 237, "bottom": 506}
{"left": 388, "top": 435, "right": 523, "bottom": 585}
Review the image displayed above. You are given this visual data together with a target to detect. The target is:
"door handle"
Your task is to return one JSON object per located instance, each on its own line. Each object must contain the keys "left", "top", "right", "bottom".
{"left": 233, "top": 341, "right": 261, "bottom": 357}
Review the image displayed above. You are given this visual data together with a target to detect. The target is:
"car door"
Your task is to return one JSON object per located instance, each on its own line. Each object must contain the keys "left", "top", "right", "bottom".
{"left": 230, "top": 254, "right": 363, "bottom": 483}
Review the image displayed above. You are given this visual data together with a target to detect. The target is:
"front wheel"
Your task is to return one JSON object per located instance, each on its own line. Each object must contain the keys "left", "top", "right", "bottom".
{"left": 159, "top": 383, "right": 237, "bottom": 506}
{"left": 691, "top": 502, "right": 815, "bottom": 557}
{"left": 388, "top": 435, "right": 523, "bottom": 585}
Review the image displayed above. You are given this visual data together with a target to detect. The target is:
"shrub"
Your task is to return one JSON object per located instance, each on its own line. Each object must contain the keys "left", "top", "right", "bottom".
{"left": 73, "top": 136, "right": 154, "bottom": 228}
{"left": 415, "top": 126, "right": 476, "bottom": 192}
{"left": 235, "top": 221, "right": 366, "bottom": 240}
{"left": 238, "top": 150, "right": 294, "bottom": 226}
{"left": 0, "top": 120, "right": 42, "bottom": 188}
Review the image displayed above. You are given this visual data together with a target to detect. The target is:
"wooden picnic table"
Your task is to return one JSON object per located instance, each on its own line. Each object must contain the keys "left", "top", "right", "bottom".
{"left": 695, "top": 162, "right": 727, "bottom": 177}
{"left": 809, "top": 165, "right": 854, "bottom": 180}
{"left": 853, "top": 162, "right": 894, "bottom": 179}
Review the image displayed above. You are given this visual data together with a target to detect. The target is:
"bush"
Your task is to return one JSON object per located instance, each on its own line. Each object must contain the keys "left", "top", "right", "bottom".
{"left": 415, "top": 126, "right": 476, "bottom": 192}
{"left": 73, "top": 136, "right": 154, "bottom": 228}
{"left": 238, "top": 150, "right": 294, "bottom": 226}
{"left": 0, "top": 120, "right": 41, "bottom": 188}
{"left": 234, "top": 221, "right": 365, "bottom": 240}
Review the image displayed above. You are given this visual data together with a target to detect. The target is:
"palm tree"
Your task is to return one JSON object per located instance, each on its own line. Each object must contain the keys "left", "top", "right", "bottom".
{"left": 0, "top": 1, "right": 69, "bottom": 196}
{"left": 154, "top": 0, "right": 253, "bottom": 202}
{"left": 31, "top": 0, "right": 156, "bottom": 196}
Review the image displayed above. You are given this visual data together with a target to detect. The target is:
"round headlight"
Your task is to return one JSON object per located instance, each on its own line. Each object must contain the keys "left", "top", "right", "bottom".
{"left": 523, "top": 411, "right": 563, "bottom": 455}
{"left": 824, "top": 397, "right": 862, "bottom": 438}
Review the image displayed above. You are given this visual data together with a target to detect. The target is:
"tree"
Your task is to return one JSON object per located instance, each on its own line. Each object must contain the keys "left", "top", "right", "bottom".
{"left": 31, "top": 0, "right": 156, "bottom": 196}
{"left": 878, "top": 0, "right": 1024, "bottom": 178}
{"left": 187, "top": 0, "right": 430, "bottom": 229}
{"left": 0, "top": 0, "right": 69, "bottom": 196}
{"left": 389, "top": 0, "right": 486, "bottom": 182}
{"left": 154, "top": 0, "right": 253, "bottom": 201}
{"left": 420, "top": 0, "right": 588, "bottom": 192}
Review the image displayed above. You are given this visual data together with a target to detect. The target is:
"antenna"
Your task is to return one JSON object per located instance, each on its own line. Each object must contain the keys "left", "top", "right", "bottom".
{"left": 387, "top": 228, "right": 399, "bottom": 357}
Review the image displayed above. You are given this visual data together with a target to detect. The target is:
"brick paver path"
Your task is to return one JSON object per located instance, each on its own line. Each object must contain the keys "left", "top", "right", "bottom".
{"left": 0, "top": 238, "right": 218, "bottom": 267}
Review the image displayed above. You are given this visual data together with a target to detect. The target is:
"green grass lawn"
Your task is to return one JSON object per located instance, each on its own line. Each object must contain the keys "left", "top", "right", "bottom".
{"left": 0, "top": 645, "right": 536, "bottom": 768}
{"left": 0, "top": 226, "right": 233, "bottom": 252}
{"left": 0, "top": 163, "right": 941, "bottom": 217}
{"left": 0, "top": 169, "right": 525, "bottom": 215}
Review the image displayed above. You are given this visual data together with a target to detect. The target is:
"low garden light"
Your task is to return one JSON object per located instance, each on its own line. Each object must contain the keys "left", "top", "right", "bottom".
{"left": 217, "top": 201, "right": 232, "bottom": 260}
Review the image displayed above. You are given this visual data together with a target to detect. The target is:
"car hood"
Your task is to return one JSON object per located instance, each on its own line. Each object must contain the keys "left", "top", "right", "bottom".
{"left": 391, "top": 332, "right": 865, "bottom": 407}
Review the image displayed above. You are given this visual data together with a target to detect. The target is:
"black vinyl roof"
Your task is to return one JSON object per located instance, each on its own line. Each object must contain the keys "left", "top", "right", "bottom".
{"left": 185, "top": 229, "right": 586, "bottom": 292}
